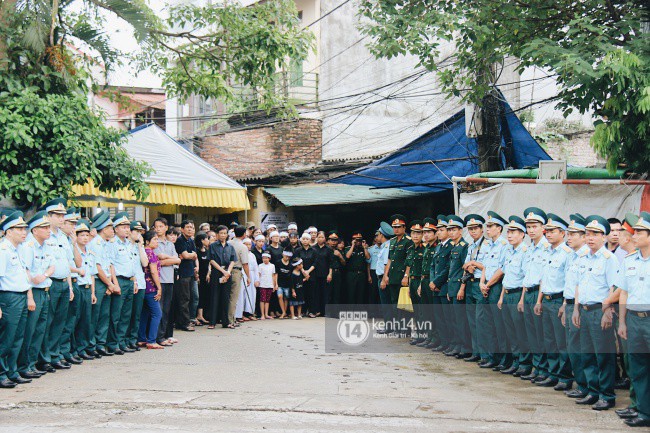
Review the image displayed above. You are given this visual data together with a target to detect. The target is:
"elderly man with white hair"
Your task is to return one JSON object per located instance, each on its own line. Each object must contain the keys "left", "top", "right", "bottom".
{"left": 235, "top": 237, "right": 258, "bottom": 322}
{"left": 295, "top": 232, "right": 317, "bottom": 317}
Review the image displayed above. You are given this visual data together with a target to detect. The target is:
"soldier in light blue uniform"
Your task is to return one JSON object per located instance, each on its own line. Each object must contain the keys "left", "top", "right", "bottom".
{"left": 37, "top": 198, "right": 74, "bottom": 372}
{"left": 562, "top": 214, "right": 591, "bottom": 399}
{"left": 73, "top": 219, "right": 97, "bottom": 360}
{"left": 614, "top": 212, "right": 650, "bottom": 427}
{"left": 497, "top": 216, "right": 531, "bottom": 377}
{"left": 126, "top": 221, "right": 148, "bottom": 351}
{"left": 479, "top": 211, "right": 510, "bottom": 370}
{"left": 108, "top": 212, "right": 135, "bottom": 354}
{"left": 462, "top": 214, "right": 486, "bottom": 363}
{"left": 17, "top": 211, "right": 55, "bottom": 380}
{"left": 89, "top": 211, "right": 117, "bottom": 357}
{"left": 0, "top": 211, "right": 30, "bottom": 388}
{"left": 571, "top": 215, "right": 621, "bottom": 410}
{"left": 520, "top": 207, "right": 551, "bottom": 383}
{"left": 535, "top": 213, "right": 573, "bottom": 389}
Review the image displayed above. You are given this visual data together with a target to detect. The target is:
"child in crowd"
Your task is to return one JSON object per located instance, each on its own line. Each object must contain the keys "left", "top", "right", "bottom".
{"left": 276, "top": 250, "right": 294, "bottom": 319}
{"left": 290, "top": 258, "right": 305, "bottom": 319}
{"left": 258, "top": 253, "right": 277, "bottom": 320}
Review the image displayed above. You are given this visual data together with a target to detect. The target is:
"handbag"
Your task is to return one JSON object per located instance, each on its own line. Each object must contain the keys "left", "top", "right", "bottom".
{"left": 397, "top": 286, "right": 413, "bottom": 312}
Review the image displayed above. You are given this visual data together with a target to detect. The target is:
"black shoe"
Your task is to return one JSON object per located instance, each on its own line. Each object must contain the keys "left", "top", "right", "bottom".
{"left": 566, "top": 389, "right": 587, "bottom": 399}
{"left": 532, "top": 375, "right": 548, "bottom": 383}
{"left": 425, "top": 342, "right": 437, "bottom": 349}
{"left": 79, "top": 353, "right": 94, "bottom": 361}
{"left": 536, "top": 377, "right": 558, "bottom": 387}
{"left": 464, "top": 355, "right": 481, "bottom": 363}
{"left": 89, "top": 350, "right": 101, "bottom": 358}
{"left": 37, "top": 363, "right": 55, "bottom": 373}
{"left": 11, "top": 376, "right": 31, "bottom": 384}
{"left": 521, "top": 372, "right": 537, "bottom": 381}
{"left": 52, "top": 361, "right": 71, "bottom": 370}
{"left": 416, "top": 341, "right": 429, "bottom": 347}
{"left": 493, "top": 364, "right": 506, "bottom": 372}
{"left": 625, "top": 417, "right": 650, "bottom": 427}
{"left": 97, "top": 348, "right": 113, "bottom": 357}
{"left": 615, "top": 378, "right": 631, "bottom": 390}
{"left": 432, "top": 345, "right": 445, "bottom": 352}
{"left": 112, "top": 348, "right": 125, "bottom": 355}
{"left": 65, "top": 357, "right": 82, "bottom": 365}
{"left": 444, "top": 349, "right": 459, "bottom": 357}
{"left": 480, "top": 361, "right": 497, "bottom": 369}
{"left": 128, "top": 344, "right": 141, "bottom": 352}
{"left": 60, "top": 360, "right": 71, "bottom": 368}
{"left": 456, "top": 352, "right": 472, "bottom": 359}
{"left": 501, "top": 366, "right": 518, "bottom": 375}
{"left": 554, "top": 382, "right": 571, "bottom": 391}
{"left": 592, "top": 399, "right": 615, "bottom": 411}
{"left": 409, "top": 339, "right": 419, "bottom": 345}
{"left": 576, "top": 395, "right": 599, "bottom": 405}
{"left": 513, "top": 368, "right": 530, "bottom": 377}
{"left": 0, "top": 379, "right": 16, "bottom": 388}
{"left": 121, "top": 347, "right": 135, "bottom": 353}
{"left": 616, "top": 408, "right": 639, "bottom": 419}
{"left": 19, "top": 371, "right": 41, "bottom": 379}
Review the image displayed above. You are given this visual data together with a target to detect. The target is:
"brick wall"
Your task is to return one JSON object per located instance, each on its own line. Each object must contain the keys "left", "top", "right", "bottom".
{"left": 544, "top": 131, "right": 605, "bottom": 167}
{"left": 199, "top": 119, "right": 322, "bottom": 180}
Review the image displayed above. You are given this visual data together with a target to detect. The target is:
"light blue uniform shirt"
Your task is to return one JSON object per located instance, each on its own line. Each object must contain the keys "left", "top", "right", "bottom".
{"left": 522, "top": 238, "right": 550, "bottom": 288}
{"left": 481, "top": 236, "right": 508, "bottom": 281}
{"left": 19, "top": 237, "right": 54, "bottom": 289}
{"left": 46, "top": 228, "right": 73, "bottom": 279}
{"left": 564, "top": 244, "right": 589, "bottom": 300}
{"left": 576, "top": 246, "right": 622, "bottom": 305}
{"left": 620, "top": 250, "right": 650, "bottom": 312}
{"left": 501, "top": 242, "right": 528, "bottom": 288}
{"left": 69, "top": 237, "right": 79, "bottom": 279}
{"left": 464, "top": 236, "right": 486, "bottom": 278}
{"left": 76, "top": 245, "right": 97, "bottom": 286}
{"left": 131, "top": 243, "right": 146, "bottom": 290}
{"left": 112, "top": 237, "right": 135, "bottom": 278}
{"left": 0, "top": 238, "right": 31, "bottom": 293}
{"left": 368, "top": 244, "right": 381, "bottom": 271}
{"left": 375, "top": 240, "right": 390, "bottom": 277}
{"left": 88, "top": 236, "right": 113, "bottom": 278}
{"left": 541, "top": 242, "right": 572, "bottom": 295}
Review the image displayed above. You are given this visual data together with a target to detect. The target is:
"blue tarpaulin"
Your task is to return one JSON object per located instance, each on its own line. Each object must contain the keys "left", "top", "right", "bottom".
{"left": 328, "top": 99, "right": 551, "bottom": 193}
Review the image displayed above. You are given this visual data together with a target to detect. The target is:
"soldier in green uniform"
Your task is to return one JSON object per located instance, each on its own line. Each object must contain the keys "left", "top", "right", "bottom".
{"left": 462, "top": 214, "right": 486, "bottom": 363}
{"left": 417, "top": 217, "right": 438, "bottom": 348}
{"left": 72, "top": 219, "right": 97, "bottom": 360}
{"left": 327, "top": 231, "right": 346, "bottom": 311}
{"left": 344, "top": 232, "right": 369, "bottom": 305}
{"left": 381, "top": 214, "right": 413, "bottom": 334}
{"left": 108, "top": 212, "right": 135, "bottom": 354}
{"left": 430, "top": 215, "right": 452, "bottom": 352}
{"left": 445, "top": 215, "right": 471, "bottom": 358}
{"left": 403, "top": 220, "right": 425, "bottom": 345}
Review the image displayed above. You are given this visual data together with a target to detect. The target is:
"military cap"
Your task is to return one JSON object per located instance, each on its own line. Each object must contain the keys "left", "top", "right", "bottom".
{"left": 130, "top": 221, "right": 144, "bottom": 231}
{"left": 422, "top": 217, "right": 437, "bottom": 231}
{"left": 633, "top": 211, "right": 650, "bottom": 231}
{"left": 27, "top": 210, "right": 51, "bottom": 231}
{"left": 91, "top": 210, "right": 108, "bottom": 224}
{"left": 112, "top": 211, "right": 130, "bottom": 226}
{"left": 436, "top": 214, "right": 448, "bottom": 228}
{"left": 486, "top": 211, "right": 506, "bottom": 227}
{"left": 327, "top": 230, "right": 340, "bottom": 240}
{"left": 409, "top": 220, "right": 424, "bottom": 232}
{"left": 245, "top": 221, "right": 255, "bottom": 230}
{"left": 568, "top": 214, "right": 587, "bottom": 232}
{"left": 64, "top": 207, "right": 80, "bottom": 222}
{"left": 91, "top": 212, "right": 113, "bottom": 231}
{"left": 585, "top": 215, "right": 610, "bottom": 235}
{"left": 351, "top": 231, "right": 363, "bottom": 239}
{"left": 139, "top": 221, "right": 149, "bottom": 231}
{"left": 390, "top": 214, "right": 407, "bottom": 227}
{"left": 507, "top": 215, "right": 526, "bottom": 232}
{"left": 523, "top": 207, "right": 547, "bottom": 224}
{"left": 377, "top": 221, "right": 394, "bottom": 238}
{"left": 230, "top": 220, "right": 239, "bottom": 227}
{"left": 2, "top": 211, "right": 28, "bottom": 231}
{"left": 622, "top": 213, "right": 638, "bottom": 234}
{"left": 0, "top": 208, "right": 15, "bottom": 224}
{"left": 40, "top": 197, "right": 67, "bottom": 214}
{"left": 464, "top": 214, "right": 485, "bottom": 228}
{"left": 446, "top": 215, "right": 464, "bottom": 229}
{"left": 76, "top": 219, "right": 91, "bottom": 233}
{"left": 545, "top": 213, "right": 568, "bottom": 231}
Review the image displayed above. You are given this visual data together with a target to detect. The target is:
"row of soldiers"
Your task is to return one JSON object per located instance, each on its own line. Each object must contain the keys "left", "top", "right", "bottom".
{"left": 0, "top": 198, "right": 149, "bottom": 389}
{"left": 381, "top": 210, "right": 649, "bottom": 428}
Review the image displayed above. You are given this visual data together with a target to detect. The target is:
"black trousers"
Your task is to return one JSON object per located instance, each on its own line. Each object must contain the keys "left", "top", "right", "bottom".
{"left": 156, "top": 283, "right": 175, "bottom": 343}
{"left": 312, "top": 276, "right": 329, "bottom": 316}
{"left": 303, "top": 279, "right": 314, "bottom": 313}
{"left": 176, "top": 277, "right": 192, "bottom": 329}
{"left": 207, "top": 271, "right": 228, "bottom": 326}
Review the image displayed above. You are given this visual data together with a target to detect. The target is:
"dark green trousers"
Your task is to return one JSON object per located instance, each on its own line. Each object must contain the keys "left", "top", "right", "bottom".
{"left": 502, "top": 290, "right": 529, "bottom": 371}
{"left": 615, "top": 313, "right": 637, "bottom": 410}
{"left": 40, "top": 279, "right": 70, "bottom": 363}
{"left": 0, "top": 291, "right": 28, "bottom": 381}
{"left": 109, "top": 277, "right": 133, "bottom": 350}
{"left": 523, "top": 289, "right": 547, "bottom": 376}
{"left": 127, "top": 285, "right": 145, "bottom": 346}
{"left": 465, "top": 280, "right": 480, "bottom": 356}
{"left": 433, "top": 286, "right": 450, "bottom": 347}
{"left": 329, "top": 269, "right": 342, "bottom": 305}
{"left": 626, "top": 313, "right": 649, "bottom": 418}
{"left": 91, "top": 280, "right": 111, "bottom": 351}
{"left": 60, "top": 281, "right": 81, "bottom": 360}
{"left": 420, "top": 277, "right": 438, "bottom": 344}
{"left": 73, "top": 284, "right": 93, "bottom": 356}
{"left": 479, "top": 283, "right": 509, "bottom": 365}
{"left": 408, "top": 276, "right": 424, "bottom": 338}
{"left": 448, "top": 282, "right": 471, "bottom": 353}
{"left": 18, "top": 287, "right": 48, "bottom": 373}
{"left": 542, "top": 296, "right": 572, "bottom": 383}
{"left": 565, "top": 303, "right": 588, "bottom": 394}
{"left": 580, "top": 307, "right": 616, "bottom": 401}
{"left": 345, "top": 271, "right": 365, "bottom": 305}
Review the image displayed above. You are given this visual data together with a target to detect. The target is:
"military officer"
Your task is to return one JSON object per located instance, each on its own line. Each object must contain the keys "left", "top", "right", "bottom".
{"left": 382, "top": 214, "right": 413, "bottom": 334}
{"left": 535, "top": 213, "right": 573, "bottom": 389}
{"left": 73, "top": 219, "right": 97, "bottom": 360}
{"left": 327, "top": 231, "right": 345, "bottom": 308}
{"left": 0, "top": 211, "right": 30, "bottom": 388}
{"left": 403, "top": 220, "right": 425, "bottom": 344}
{"left": 417, "top": 217, "right": 438, "bottom": 348}
{"left": 17, "top": 211, "right": 55, "bottom": 380}
{"left": 520, "top": 207, "right": 550, "bottom": 383}
{"left": 462, "top": 214, "right": 486, "bottom": 363}
{"left": 571, "top": 215, "right": 621, "bottom": 410}
{"left": 375, "top": 223, "right": 393, "bottom": 331}
{"left": 497, "top": 216, "right": 531, "bottom": 376}
{"left": 478, "top": 211, "right": 509, "bottom": 370}
{"left": 108, "top": 212, "right": 135, "bottom": 354}
{"left": 0, "top": 208, "right": 15, "bottom": 240}
{"left": 345, "top": 231, "right": 370, "bottom": 305}
{"left": 126, "top": 220, "right": 148, "bottom": 351}
{"left": 562, "top": 214, "right": 591, "bottom": 399}
{"left": 37, "top": 198, "right": 74, "bottom": 372}
{"left": 445, "top": 215, "right": 471, "bottom": 358}
{"left": 616, "top": 212, "right": 650, "bottom": 427}
{"left": 430, "top": 215, "right": 452, "bottom": 352}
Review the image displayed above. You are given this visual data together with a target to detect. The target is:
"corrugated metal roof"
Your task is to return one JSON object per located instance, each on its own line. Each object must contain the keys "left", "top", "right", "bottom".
{"left": 264, "top": 184, "right": 428, "bottom": 207}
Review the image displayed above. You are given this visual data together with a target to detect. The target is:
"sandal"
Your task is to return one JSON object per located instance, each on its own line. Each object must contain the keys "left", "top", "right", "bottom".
{"left": 159, "top": 340, "right": 172, "bottom": 346}
{"left": 147, "top": 343, "right": 164, "bottom": 350}
{"left": 207, "top": 325, "right": 215, "bottom": 329}
{"left": 137, "top": 342, "right": 147, "bottom": 347}
{"left": 227, "top": 324, "right": 236, "bottom": 329}
{"left": 195, "top": 321, "right": 204, "bottom": 326}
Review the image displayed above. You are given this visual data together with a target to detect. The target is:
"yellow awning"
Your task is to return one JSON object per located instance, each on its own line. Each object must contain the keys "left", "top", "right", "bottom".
{"left": 72, "top": 181, "right": 249, "bottom": 212}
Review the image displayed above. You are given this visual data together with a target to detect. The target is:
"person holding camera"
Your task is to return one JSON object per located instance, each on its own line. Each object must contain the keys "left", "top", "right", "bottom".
{"left": 345, "top": 232, "right": 370, "bottom": 305}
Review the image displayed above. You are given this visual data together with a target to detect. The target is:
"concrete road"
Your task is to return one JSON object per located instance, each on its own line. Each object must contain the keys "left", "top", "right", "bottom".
{"left": 0, "top": 317, "right": 631, "bottom": 432}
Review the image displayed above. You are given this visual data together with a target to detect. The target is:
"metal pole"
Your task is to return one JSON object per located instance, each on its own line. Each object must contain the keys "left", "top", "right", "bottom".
{"left": 453, "top": 180, "right": 459, "bottom": 214}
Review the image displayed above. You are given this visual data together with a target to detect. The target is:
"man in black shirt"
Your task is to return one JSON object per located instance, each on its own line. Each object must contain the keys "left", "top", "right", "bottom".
{"left": 175, "top": 220, "right": 197, "bottom": 332}
{"left": 295, "top": 233, "right": 316, "bottom": 317}
{"left": 327, "top": 231, "right": 346, "bottom": 309}
{"left": 312, "top": 231, "right": 334, "bottom": 317}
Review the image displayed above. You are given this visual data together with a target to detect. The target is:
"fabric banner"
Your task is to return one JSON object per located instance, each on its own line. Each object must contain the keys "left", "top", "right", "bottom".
{"left": 459, "top": 183, "right": 644, "bottom": 220}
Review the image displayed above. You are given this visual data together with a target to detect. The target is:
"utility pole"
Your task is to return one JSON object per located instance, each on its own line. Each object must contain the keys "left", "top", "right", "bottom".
{"left": 476, "top": 63, "right": 502, "bottom": 172}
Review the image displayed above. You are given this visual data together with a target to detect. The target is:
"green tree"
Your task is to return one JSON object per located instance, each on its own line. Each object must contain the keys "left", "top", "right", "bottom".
{"left": 359, "top": 1, "right": 649, "bottom": 174}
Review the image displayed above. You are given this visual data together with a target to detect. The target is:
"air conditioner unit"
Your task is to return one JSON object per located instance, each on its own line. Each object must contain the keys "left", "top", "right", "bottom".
{"left": 539, "top": 160, "right": 567, "bottom": 180}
